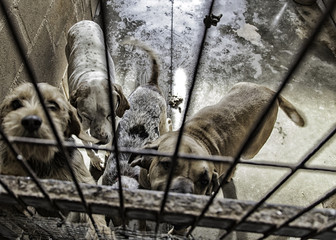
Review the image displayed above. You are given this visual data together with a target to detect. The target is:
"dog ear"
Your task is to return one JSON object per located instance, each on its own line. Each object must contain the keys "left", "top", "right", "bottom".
{"left": 65, "top": 104, "right": 81, "bottom": 138}
{"left": 206, "top": 171, "right": 220, "bottom": 195}
{"left": 69, "top": 85, "right": 90, "bottom": 108}
{"left": 69, "top": 89, "right": 78, "bottom": 108}
{"left": 130, "top": 155, "right": 152, "bottom": 170}
{"left": 129, "top": 140, "right": 162, "bottom": 169}
{"left": 65, "top": 104, "right": 99, "bottom": 143}
{"left": 113, "top": 83, "right": 130, "bottom": 117}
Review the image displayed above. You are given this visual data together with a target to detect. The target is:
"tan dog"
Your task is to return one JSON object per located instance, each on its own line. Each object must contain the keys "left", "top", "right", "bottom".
{"left": 0, "top": 83, "right": 110, "bottom": 238}
{"left": 130, "top": 82, "right": 305, "bottom": 233}
{"left": 66, "top": 20, "right": 130, "bottom": 174}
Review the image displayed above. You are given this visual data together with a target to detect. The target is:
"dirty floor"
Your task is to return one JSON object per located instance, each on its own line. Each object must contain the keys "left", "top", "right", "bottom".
{"left": 94, "top": 0, "right": 336, "bottom": 239}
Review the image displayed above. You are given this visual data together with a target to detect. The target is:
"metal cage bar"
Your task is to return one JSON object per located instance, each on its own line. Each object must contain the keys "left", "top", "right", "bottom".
{"left": 0, "top": 0, "right": 335, "bottom": 239}
{"left": 0, "top": 1, "right": 102, "bottom": 238}
{"left": 156, "top": 0, "right": 217, "bottom": 234}
{"left": 99, "top": 0, "right": 127, "bottom": 229}
{"left": 225, "top": 124, "right": 336, "bottom": 240}
{"left": 188, "top": 0, "right": 336, "bottom": 238}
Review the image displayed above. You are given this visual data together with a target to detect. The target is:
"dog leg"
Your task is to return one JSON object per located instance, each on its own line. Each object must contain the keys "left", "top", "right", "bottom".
{"left": 85, "top": 146, "right": 104, "bottom": 170}
{"left": 222, "top": 179, "right": 238, "bottom": 200}
{"left": 166, "top": 118, "right": 173, "bottom": 132}
{"left": 81, "top": 139, "right": 105, "bottom": 181}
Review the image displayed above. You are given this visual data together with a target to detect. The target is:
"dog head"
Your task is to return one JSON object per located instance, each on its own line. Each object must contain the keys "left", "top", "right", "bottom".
{"left": 130, "top": 132, "right": 220, "bottom": 195}
{"left": 70, "top": 82, "right": 129, "bottom": 144}
{"left": 0, "top": 82, "right": 91, "bottom": 164}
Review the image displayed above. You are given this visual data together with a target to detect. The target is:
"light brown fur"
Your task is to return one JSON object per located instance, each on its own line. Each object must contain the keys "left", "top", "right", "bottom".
{"left": 0, "top": 82, "right": 111, "bottom": 238}
{"left": 130, "top": 82, "right": 305, "bottom": 234}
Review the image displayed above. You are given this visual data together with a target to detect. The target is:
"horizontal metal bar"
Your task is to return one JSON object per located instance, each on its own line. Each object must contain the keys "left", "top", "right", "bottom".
{"left": 5, "top": 137, "right": 336, "bottom": 174}
{"left": 0, "top": 1, "right": 100, "bottom": 237}
{"left": 0, "top": 175, "right": 335, "bottom": 239}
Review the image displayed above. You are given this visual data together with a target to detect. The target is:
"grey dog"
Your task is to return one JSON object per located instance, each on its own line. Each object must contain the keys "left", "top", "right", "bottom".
{"left": 101, "top": 41, "right": 171, "bottom": 191}
{"left": 101, "top": 41, "right": 171, "bottom": 228}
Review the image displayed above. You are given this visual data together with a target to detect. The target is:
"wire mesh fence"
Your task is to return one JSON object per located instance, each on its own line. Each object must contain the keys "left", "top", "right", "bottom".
{"left": 0, "top": 0, "right": 336, "bottom": 239}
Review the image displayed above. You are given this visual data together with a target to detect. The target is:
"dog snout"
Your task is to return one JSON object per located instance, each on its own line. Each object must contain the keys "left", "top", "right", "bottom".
{"left": 95, "top": 134, "right": 110, "bottom": 144}
{"left": 94, "top": 133, "right": 110, "bottom": 145}
{"left": 21, "top": 115, "right": 42, "bottom": 132}
{"left": 90, "top": 126, "right": 110, "bottom": 144}
{"left": 170, "top": 177, "right": 194, "bottom": 194}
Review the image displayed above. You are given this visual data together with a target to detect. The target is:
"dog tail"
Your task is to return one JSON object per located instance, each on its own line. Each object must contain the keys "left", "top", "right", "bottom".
{"left": 122, "top": 39, "right": 160, "bottom": 86}
{"left": 277, "top": 95, "right": 305, "bottom": 127}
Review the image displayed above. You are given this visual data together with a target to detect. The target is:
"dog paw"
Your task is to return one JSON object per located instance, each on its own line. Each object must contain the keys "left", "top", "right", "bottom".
{"left": 168, "top": 226, "right": 190, "bottom": 236}
{"left": 90, "top": 155, "right": 104, "bottom": 170}
{"left": 166, "top": 118, "right": 173, "bottom": 132}
{"left": 85, "top": 225, "right": 115, "bottom": 240}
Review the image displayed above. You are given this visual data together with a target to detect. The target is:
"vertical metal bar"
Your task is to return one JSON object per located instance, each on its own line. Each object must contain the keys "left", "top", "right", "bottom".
{"left": 218, "top": 127, "right": 336, "bottom": 239}
{"left": 0, "top": 132, "right": 62, "bottom": 239}
{"left": 188, "top": 0, "right": 336, "bottom": 237}
{"left": 260, "top": 187, "right": 336, "bottom": 240}
{"left": 0, "top": 128, "right": 65, "bottom": 220}
{"left": 156, "top": 0, "right": 216, "bottom": 234}
{"left": 99, "top": 0, "right": 126, "bottom": 228}
{"left": 169, "top": 0, "right": 174, "bottom": 109}
{"left": 303, "top": 216, "right": 336, "bottom": 240}
{"left": 0, "top": 177, "right": 34, "bottom": 216}
{"left": 153, "top": 0, "right": 176, "bottom": 234}
{"left": 254, "top": 125, "right": 336, "bottom": 239}
{"left": 0, "top": 1, "right": 101, "bottom": 238}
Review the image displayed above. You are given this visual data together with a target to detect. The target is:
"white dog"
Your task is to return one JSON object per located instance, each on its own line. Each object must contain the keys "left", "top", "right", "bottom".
{"left": 66, "top": 20, "right": 129, "bottom": 174}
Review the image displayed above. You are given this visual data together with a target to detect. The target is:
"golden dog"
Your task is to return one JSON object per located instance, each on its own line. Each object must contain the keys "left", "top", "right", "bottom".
{"left": 130, "top": 82, "right": 305, "bottom": 234}
{"left": 0, "top": 82, "right": 111, "bottom": 238}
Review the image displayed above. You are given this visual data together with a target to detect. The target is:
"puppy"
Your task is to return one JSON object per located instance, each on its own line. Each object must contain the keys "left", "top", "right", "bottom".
{"left": 130, "top": 82, "right": 305, "bottom": 235}
{"left": 66, "top": 20, "right": 130, "bottom": 173}
{"left": 101, "top": 41, "right": 171, "bottom": 227}
{"left": 0, "top": 82, "right": 110, "bottom": 237}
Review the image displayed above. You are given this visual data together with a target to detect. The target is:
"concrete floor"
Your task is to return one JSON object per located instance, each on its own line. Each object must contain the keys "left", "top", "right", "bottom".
{"left": 100, "top": 0, "right": 336, "bottom": 239}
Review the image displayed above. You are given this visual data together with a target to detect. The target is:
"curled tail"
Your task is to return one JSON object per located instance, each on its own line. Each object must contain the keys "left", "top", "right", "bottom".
{"left": 122, "top": 39, "right": 160, "bottom": 86}
{"left": 278, "top": 95, "right": 305, "bottom": 127}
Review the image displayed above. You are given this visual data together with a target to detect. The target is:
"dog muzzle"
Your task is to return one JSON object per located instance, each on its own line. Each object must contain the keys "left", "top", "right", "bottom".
{"left": 170, "top": 177, "right": 194, "bottom": 194}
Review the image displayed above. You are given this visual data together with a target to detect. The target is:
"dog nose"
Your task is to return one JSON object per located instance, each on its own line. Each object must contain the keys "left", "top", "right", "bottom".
{"left": 170, "top": 178, "right": 194, "bottom": 194}
{"left": 21, "top": 115, "right": 42, "bottom": 132}
{"left": 97, "top": 135, "right": 109, "bottom": 145}
{"left": 94, "top": 132, "right": 110, "bottom": 144}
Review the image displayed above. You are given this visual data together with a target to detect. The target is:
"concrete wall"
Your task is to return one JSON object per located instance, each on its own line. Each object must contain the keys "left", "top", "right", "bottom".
{"left": 0, "top": 0, "right": 99, "bottom": 101}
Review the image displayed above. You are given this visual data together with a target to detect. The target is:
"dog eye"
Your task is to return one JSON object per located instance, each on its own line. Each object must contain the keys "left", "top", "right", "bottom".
{"left": 11, "top": 99, "right": 23, "bottom": 110}
{"left": 81, "top": 113, "right": 92, "bottom": 122}
{"left": 199, "top": 177, "right": 210, "bottom": 187}
{"left": 46, "top": 101, "right": 60, "bottom": 111}
{"left": 159, "top": 160, "right": 171, "bottom": 171}
{"left": 107, "top": 114, "right": 113, "bottom": 122}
